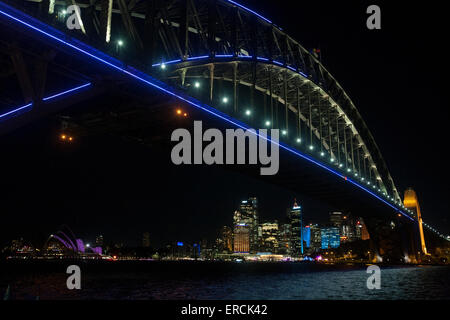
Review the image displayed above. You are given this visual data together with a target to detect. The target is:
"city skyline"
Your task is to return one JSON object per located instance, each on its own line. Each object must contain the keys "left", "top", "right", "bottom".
{"left": 1, "top": 195, "right": 376, "bottom": 257}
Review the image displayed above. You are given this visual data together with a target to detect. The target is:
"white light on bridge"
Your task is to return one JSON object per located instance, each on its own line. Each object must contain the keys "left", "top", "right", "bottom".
{"left": 282, "top": 130, "right": 288, "bottom": 136}
{"left": 194, "top": 81, "right": 200, "bottom": 88}
{"left": 265, "top": 121, "right": 271, "bottom": 127}
{"left": 245, "top": 110, "right": 251, "bottom": 116}
{"left": 320, "top": 152, "right": 325, "bottom": 157}
{"left": 161, "top": 63, "right": 166, "bottom": 70}
{"left": 222, "top": 97, "right": 229, "bottom": 103}
{"left": 309, "top": 145, "right": 314, "bottom": 150}
{"left": 296, "top": 138, "right": 301, "bottom": 143}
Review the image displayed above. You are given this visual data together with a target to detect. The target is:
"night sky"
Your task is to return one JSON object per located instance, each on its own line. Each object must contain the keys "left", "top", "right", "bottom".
{"left": 1, "top": 1, "right": 449, "bottom": 248}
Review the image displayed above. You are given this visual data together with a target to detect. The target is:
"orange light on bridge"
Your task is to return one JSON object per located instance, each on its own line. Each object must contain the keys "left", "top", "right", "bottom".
{"left": 183, "top": 112, "right": 188, "bottom": 117}
{"left": 60, "top": 134, "right": 74, "bottom": 142}
{"left": 176, "top": 109, "right": 182, "bottom": 115}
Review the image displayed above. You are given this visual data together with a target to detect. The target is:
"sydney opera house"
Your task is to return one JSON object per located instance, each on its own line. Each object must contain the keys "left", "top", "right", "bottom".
{"left": 45, "top": 225, "right": 102, "bottom": 256}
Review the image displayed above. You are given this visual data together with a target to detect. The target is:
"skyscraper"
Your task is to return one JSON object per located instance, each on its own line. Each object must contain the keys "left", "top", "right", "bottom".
{"left": 330, "top": 212, "right": 343, "bottom": 229}
{"left": 355, "top": 218, "right": 370, "bottom": 241}
{"left": 235, "top": 197, "right": 259, "bottom": 253}
{"left": 309, "top": 224, "right": 322, "bottom": 252}
{"left": 260, "top": 222, "right": 279, "bottom": 253}
{"left": 288, "top": 199, "right": 303, "bottom": 256}
{"left": 341, "top": 214, "right": 356, "bottom": 243}
{"left": 217, "top": 226, "right": 233, "bottom": 253}
{"left": 233, "top": 223, "right": 250, "bottom": 253}
{"left": 303, "top": 225, "right": 311, "bottom": 248}
{"left": 277, "top": 223, "right": 291, "bottom": 254}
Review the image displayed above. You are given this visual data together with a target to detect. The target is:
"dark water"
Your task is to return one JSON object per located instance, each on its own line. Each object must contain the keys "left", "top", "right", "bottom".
{"left": 1, "top": 261, "right": 449, "bottom": 300}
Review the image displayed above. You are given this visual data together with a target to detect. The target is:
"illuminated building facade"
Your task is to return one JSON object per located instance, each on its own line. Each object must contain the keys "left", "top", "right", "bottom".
{"left": 288, "top": 199, "right": 303, "bottom": 256}
{"left": 234, "top": 197, "right": 259, "bottom": 253}
{"left": 355, "top": 218, "right": 370, "bottom": 241}
{"left": 321, "top": 227, "right": 340, "bottom": 249}
{"left": 309, "top": 224, "right": 322, "bottom": 252}
{"left": 330, "top": 212, "right": 343, "bottom": 229}
{"left": 217, "top": 226, "right": 233, "bottom": 253}
{"left": 303, "top": 225, "right": 311, "bottom": 248}
{"left": 260, "top": 222, "right": 279, "bottom": 253}
{"left": 277, "top": 223, "right": 291, "bottom": 254}
{"left": 233, "top": 223, "right": 250, "bottom": 253}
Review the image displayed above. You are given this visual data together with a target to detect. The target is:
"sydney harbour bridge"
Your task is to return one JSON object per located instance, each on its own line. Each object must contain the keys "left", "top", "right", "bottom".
{"left": 0, "top": 0, "right": 448, "bottom": 262}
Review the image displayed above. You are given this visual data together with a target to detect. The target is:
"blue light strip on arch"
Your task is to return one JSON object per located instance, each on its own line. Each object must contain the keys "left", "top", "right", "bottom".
{"left": 0, "top": 82, "right": 92, "bottom": 122}
{"left": 0, "top": 102, "right": 33, "bottom": 121}
{"left": 0, "top": 2, "right": 420, "bottom": 224}
{"left": 226, "top": 0, "right": 273, "bottom": 25}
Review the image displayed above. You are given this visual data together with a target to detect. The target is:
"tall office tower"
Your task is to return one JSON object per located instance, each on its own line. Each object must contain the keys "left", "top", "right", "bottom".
{"left": 218, "top": 226, "right": 233, "bottom": 253}
{"left": 288, "top": 199, "right": 303, "bottom": 256}
{"left": 309, "top": 224, "right": 322, "bottom": 252}
{"left": 341, "top": 214, "right": 356, "bottom": 243}
{"left": 355, "top": 217, "right": 370, "bottom": 241}
{"left": 236, "top": 197, "right": 259, "bottom": 253}
{"left": 321, "top": 227, "right": 340, "bottom": 249}
{"left": 95, "top": 234, "right": 104, "bottom": 247}
{"left": 330, "top": 212, "right": 343, "bottom": 229}
{"left": 142, "top": 232, "right": 150, "bottom": 248}
{"left": 303, "top": 225, "right": 311, "bottom": 248}
{"left": 233, "top": 223, "right": 250, "bottom": 253}
{"left": 277, "top": 223, "right": 291, "bottom": 254}
{"left": 260, "top": 222, "right": 279, "bottom": 253}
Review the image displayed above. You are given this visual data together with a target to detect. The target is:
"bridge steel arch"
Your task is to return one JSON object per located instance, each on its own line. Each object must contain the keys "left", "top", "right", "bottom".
{"left": 9, "top": 0, "right": 401, "bottom": 204}
{"left": 2, "top": 0, "right": 450, "bottom": 245}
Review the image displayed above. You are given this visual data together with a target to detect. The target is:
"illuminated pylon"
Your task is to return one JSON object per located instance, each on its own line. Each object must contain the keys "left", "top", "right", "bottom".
{"left": 403, "top": 188, "right": 427, "bottom": 255}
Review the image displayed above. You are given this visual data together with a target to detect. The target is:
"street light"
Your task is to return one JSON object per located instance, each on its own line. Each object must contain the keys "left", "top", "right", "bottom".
{"left": 265, "top": 120, "right": 271, "bottom": 127}
{"left": 245, "top": 109, "right": 251, "bottom": 116}
{"left": 222, "top": 97, "right": 229, "bottom": 103}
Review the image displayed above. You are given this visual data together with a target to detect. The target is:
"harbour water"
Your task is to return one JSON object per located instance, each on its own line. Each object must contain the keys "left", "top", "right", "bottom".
{"left": 1, "top": 261, "right": 449, "bottom": 300}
